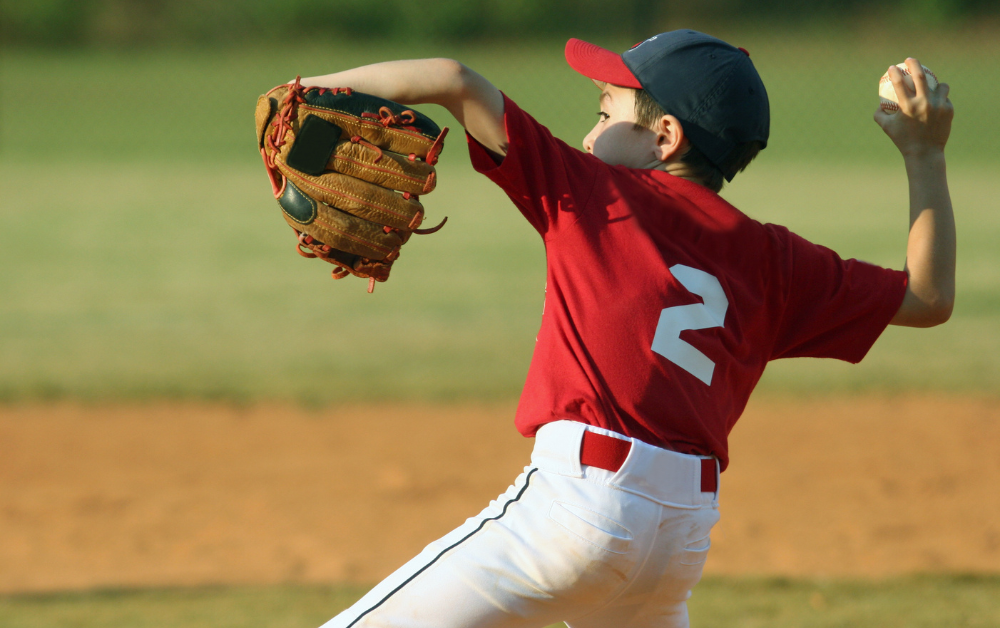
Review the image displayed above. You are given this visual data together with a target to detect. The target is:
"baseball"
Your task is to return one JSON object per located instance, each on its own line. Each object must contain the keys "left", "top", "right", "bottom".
{"left": 879, "top": 62, "right": 938, "bottom": 113}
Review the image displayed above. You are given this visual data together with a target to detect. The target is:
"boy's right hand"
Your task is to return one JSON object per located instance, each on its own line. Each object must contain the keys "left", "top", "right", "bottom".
{"left": 873, "top": 58, "right": 953, "bottom": 159}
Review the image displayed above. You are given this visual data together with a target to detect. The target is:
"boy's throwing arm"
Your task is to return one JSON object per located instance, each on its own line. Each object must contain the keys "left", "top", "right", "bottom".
{"left": 875, "top": 58, "right": 956, "bottom": 328}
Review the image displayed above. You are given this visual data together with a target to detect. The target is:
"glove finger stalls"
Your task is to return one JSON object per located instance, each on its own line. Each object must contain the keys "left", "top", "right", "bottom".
{"left": 298, "top": 88, "right": 443, "bottom": 156}
{"left": 296, "top": 104, "right": 438, "bottom": 160}
{"left": 275, "top": 112, "right": 437, "bottom": 195}
{"left": 279, "top": 163, "right": 424, "bottom": 230}
{"left": 328, "top": 141, "right": 438, "bottom": 195}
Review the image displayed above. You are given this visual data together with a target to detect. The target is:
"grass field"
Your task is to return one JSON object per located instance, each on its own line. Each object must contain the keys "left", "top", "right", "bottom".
{"left": 3, "top": 27, "right": 1000, "bottom": 166}
{"left": 1, "top": 160, "right": 997, "bottom": 401}
{"left": 2, "top": 576, "right": 999, "bottom": 628}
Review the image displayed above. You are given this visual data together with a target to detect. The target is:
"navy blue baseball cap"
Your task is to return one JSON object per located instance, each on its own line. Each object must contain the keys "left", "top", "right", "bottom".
{"left": 566, "top": 30, "right": 769, "bottom": 181}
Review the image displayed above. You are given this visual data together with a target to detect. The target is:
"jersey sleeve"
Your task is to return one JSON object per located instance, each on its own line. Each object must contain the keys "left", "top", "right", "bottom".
{"left": 466, "top": 93, "right": 603, "bottom": 239}
{"left": 769, "top": 226, "right": 908, "bottom": 363}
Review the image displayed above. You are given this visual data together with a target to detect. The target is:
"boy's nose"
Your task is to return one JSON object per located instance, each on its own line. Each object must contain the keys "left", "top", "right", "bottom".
{"left": 583, "top": 129, "right": 596, "bottom": 153}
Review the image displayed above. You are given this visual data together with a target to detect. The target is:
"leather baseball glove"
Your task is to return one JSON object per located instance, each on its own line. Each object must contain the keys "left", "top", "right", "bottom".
{"left": 256, "top": 77, "right": 448, "bottom": 292}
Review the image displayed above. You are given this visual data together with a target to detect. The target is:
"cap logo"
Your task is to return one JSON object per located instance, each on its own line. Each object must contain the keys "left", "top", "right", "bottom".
{"left": 631, "top": 35, "right": 658, "bottom": 50}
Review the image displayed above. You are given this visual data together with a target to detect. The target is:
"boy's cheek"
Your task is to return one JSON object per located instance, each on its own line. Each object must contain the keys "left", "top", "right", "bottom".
{"left": 591, "top": 134, "right": 629, "bottom": 166}
{"left": 590, "top": 131, "right": 612, "bottom": 159}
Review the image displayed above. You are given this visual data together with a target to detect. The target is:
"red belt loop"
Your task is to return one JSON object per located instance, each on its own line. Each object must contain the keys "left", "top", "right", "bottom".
{"left": 579, "top": 431, "right": 631, "bottom": 472}
{"left": 700, "top": 458, "right": 718, "bottom": 493}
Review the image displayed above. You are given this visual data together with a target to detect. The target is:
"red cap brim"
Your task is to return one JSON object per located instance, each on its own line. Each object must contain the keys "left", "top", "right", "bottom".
{"left": 565, "top": 38, "right": 642, "bottom": 88}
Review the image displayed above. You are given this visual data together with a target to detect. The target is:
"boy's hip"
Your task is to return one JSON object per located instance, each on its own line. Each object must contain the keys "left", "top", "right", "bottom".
{"left": 532, "top": 420, "right": 720, "bottom": 509}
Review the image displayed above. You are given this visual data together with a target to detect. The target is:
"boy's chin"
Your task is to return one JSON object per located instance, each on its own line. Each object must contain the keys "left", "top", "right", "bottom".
{"left": 595, "top": 155, "right": 651, "bottom": 169}
{"left": 593, "top": 154, "right": 630, "bottom": 167}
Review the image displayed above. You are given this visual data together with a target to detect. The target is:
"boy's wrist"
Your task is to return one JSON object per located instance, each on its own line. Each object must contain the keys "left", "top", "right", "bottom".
{"left": 902, "top": 148, "right": 946, "bottom": 170}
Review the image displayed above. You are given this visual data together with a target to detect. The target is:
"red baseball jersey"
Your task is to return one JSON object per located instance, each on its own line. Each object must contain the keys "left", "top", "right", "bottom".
{"left": 467, "top": 95, "right": 908, "bottom": 470}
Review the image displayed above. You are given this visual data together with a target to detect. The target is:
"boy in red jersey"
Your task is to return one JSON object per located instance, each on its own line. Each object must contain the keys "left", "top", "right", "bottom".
{"left": 304, "top": 30, "right": 955, "bottom": 628}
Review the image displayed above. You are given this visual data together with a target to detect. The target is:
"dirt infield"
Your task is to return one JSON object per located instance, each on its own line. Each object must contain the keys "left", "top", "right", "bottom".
{"left": 2, "top": 396, "right": 998, "bottom": 593}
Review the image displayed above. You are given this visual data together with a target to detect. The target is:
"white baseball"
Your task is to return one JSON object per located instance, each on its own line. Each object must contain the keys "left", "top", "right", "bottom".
{"left": 879, "top": 62, "right": 938, "bottom": 113}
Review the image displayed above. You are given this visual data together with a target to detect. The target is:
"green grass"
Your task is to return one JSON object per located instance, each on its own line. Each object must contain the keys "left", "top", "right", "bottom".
{"left": 2, "top": 27, "right": 999, "bottom": 166}
{"left": 689, "top": 575, "right": 1000, "bottom": 628}
{"left": 0, "top": 584, "right": 369, "bottom": 628}
{"left": 1, "top": 576, "right": 998, "bottom": 627}
{"left": 0, "top": 161, "right": 545, "bottom": 402}
{"left": 0, "top": 159, "right": 997, "bottom": 402}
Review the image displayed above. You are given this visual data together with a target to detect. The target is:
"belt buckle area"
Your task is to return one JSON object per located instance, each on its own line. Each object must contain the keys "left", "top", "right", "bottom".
{"left": 580, "top": 430, "right": 719, "bottom": 496}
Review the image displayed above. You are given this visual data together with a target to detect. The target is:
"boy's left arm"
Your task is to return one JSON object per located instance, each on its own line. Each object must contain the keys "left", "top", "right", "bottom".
{"left": 875, "top": 58, "right": 956, "bottom": 328}
{"left": 299, "top": 59, "right": 507, "bottom": 159}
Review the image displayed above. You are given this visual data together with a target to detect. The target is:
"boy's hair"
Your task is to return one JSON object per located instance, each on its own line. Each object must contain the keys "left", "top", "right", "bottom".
{"left": 632, "top": 88, "right": 763, "bottom": 193}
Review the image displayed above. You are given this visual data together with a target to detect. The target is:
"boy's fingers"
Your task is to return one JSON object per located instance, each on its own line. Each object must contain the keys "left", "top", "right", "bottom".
{"left": 937, "top": 82, "right": 951, "bottom": 101}
{"left": 873, "top": 106, "right": 890, "bottom": 128}
{"left": 906, "top": 57, "right": 930, "bottom": 97}
{"left": 873, "top": 104, "right": 901, "bottom": 132}
{"left": 887, "top": 65, "right": 912, "bottom": 107}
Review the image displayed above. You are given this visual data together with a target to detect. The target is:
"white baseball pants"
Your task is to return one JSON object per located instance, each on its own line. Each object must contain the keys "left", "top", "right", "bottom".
{"left": 322, "top": 420, "right": 720, "bottom": 628}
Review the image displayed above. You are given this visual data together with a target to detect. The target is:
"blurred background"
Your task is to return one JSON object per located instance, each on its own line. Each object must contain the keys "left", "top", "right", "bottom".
{"left": 1, "top": 1, "right": 999, "bottom": 627}
{"left": 2, "top": 0, "right": 999, "bottom": 401}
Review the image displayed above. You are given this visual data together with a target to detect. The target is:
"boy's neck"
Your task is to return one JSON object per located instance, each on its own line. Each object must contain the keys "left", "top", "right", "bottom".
{"left": 657, "top": 157, "right": 710, "bottom": 189}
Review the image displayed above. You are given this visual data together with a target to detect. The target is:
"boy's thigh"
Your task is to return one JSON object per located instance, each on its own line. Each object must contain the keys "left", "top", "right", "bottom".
{"left": 568, "top": 504, "right": 721, "bottom": 628}
{"left": 322, "top": 467, "right": 655, "bottom": 628}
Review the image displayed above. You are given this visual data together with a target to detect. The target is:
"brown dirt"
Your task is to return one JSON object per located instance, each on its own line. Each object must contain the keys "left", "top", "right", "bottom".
{"left": 1, "top": 396, "right": 998, "bottom": 593}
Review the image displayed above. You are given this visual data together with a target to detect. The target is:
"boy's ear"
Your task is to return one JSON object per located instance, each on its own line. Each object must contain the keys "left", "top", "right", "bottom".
{"left": 653, "top": 114, "right": 687, "bottom": 163}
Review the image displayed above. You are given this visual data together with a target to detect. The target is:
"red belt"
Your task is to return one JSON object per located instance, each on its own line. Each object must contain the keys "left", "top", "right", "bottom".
{"left": 579, "top": 430, "right": 718, "bottom": 493}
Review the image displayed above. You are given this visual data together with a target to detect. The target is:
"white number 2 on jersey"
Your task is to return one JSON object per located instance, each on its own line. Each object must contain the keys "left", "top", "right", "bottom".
{"left": 650, "top": 265, "right": 729, "bottom": 386}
